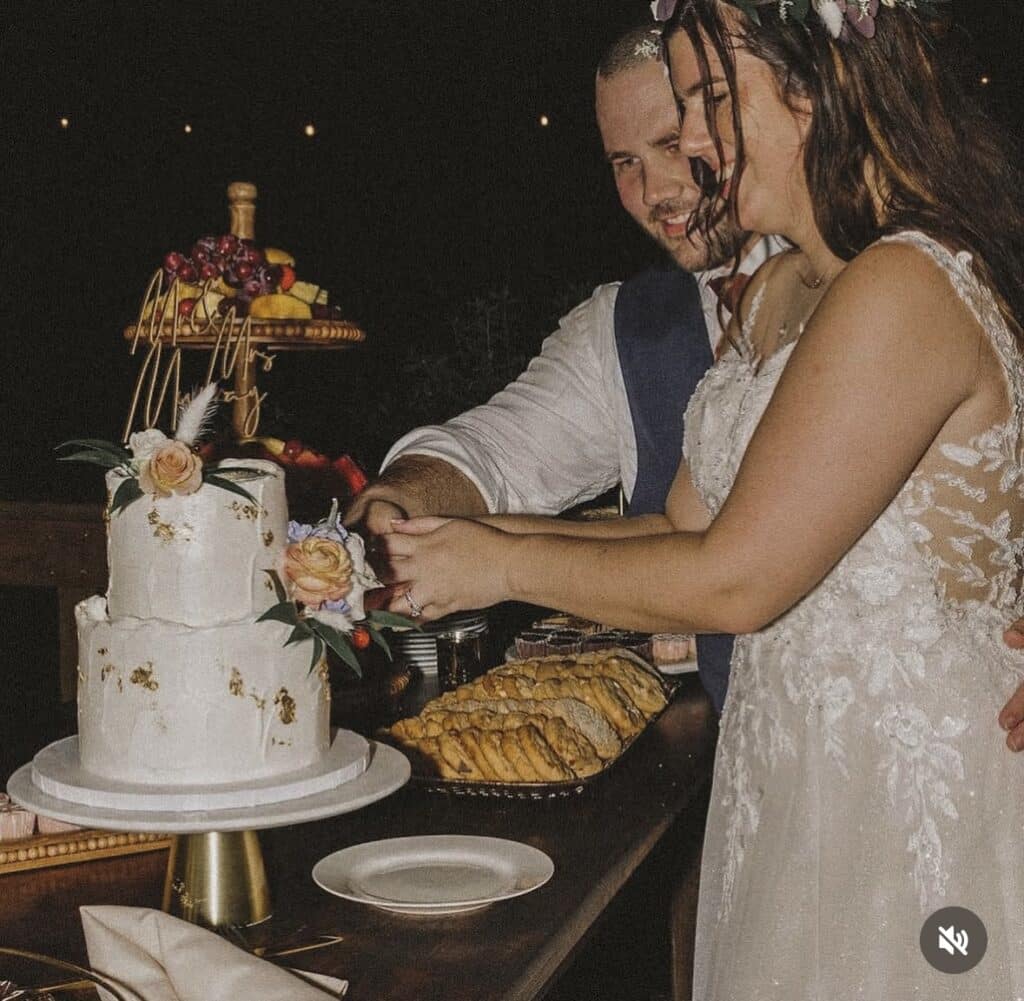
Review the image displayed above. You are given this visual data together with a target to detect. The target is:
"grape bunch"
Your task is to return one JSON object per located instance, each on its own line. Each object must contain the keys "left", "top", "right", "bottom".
{"left": 162, "top": 234, "right": 297, "bottom": 318}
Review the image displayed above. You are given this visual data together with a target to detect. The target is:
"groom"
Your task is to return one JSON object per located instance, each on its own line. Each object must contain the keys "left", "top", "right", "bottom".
{"left": 348, "top": 23, "right": 775, "bottom": 713}
{"left": 347, "top": 22, "right": 1024, "bottom": 741}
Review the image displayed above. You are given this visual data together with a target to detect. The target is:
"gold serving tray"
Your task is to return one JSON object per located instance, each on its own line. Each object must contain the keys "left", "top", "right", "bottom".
{"left": 0, "top": 828, "right": 172, "bottom": 875}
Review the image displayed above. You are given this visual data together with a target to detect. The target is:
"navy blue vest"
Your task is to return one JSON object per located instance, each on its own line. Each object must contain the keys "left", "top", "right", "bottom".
{"left": 613, "top": 265, "right": 734, "bottom": 713}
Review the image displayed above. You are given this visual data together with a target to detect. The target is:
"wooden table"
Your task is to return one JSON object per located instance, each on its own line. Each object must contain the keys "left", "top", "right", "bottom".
{"left": 0, "top": 676, "right": 717, "bottom": 1001}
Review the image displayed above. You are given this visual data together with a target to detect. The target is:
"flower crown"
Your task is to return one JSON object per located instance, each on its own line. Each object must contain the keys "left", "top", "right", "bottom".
{"left": 651, "top": 0, "right": 949, "bottom": 40}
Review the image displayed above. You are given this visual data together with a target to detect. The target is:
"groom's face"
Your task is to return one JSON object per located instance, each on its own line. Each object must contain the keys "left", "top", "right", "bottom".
{"left": 596, "top": 58, "right": 741, "bottom": 273}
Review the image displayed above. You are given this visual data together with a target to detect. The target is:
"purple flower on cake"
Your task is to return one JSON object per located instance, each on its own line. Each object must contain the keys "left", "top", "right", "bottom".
{"left": 138, "top": 439, "right": 204, "bottom": 498}
{"left": 284, "top": 504, "right": 379, "bottom": 623}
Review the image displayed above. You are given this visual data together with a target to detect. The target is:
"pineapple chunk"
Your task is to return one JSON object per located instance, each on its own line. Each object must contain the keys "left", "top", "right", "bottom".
{"left": 249, "top": 293, "right": 313, "bottom": 320}
{"left": 264, "top": 247, "right": 296, "bottom": 266}
{"left": 288, "top": 280, "right": 320, "bottom": 305}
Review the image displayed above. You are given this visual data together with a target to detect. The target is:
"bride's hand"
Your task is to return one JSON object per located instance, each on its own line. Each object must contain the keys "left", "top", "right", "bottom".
{"left": 377, "top": 516, "right": 513, "bottom": 621}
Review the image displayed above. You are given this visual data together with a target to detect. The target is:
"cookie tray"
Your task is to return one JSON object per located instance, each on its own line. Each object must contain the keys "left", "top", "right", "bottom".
{"left": 403, "top": 655, "right": 678, "bottom": 800}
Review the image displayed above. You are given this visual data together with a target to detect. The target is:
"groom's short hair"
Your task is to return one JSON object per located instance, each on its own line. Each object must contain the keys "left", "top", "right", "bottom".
{"left": 597, "top": 22, "right": 664, "bottom": 80}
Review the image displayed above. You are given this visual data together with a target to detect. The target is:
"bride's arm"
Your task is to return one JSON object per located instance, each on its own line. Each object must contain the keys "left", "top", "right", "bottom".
{"left": 475, "top": 463, "right": 712, "bottom": 539}
{"left": 476, "top": 512, "right": 673, "bottom": 538}
{"left": 385, "top": 242, "right": 981, "bottom": 631}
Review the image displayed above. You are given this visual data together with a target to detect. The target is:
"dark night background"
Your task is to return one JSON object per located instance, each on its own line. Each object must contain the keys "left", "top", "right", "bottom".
{"left": 2, "top": 1, "right": 1021, "bottom": 502}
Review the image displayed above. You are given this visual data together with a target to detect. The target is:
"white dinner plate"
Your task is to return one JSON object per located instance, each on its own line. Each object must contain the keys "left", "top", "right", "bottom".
{"left": 312, "top": 835, "right": 554, "bottom": 915}
{"left": 655, "top": 659, "right": 699, "bottom": 676}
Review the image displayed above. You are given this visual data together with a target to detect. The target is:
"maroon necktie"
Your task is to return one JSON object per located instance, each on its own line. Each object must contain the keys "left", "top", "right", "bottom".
{"left": 707, "top": 272, "right": 751, "bottom": 315}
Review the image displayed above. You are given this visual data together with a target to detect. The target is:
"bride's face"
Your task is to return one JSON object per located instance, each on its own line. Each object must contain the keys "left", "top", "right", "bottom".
{"left": 666, "top": 17, "right": 811, "bottom": 241}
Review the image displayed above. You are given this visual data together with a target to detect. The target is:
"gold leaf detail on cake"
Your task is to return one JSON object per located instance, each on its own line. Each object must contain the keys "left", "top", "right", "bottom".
{"left": 129, "top": 663, "right": 159, "bottom": 691}
{"left": 250, "top": 692, "right": 267, "bottom": 710}
{"left": 98, "top": 647, "right": 108, "bottom": 656}
{"left": 147, "top": 508, "right": 178, "bottom": 542}
{"left": 117, "top": 677, "right": 123, "bottom": 693}
{"left": 229, "top": 501, "right": 261, "bottom": 522}
{"left": 263, "top": 530, "right": 274, "bottom": 546}
{"left": 228, "top": 667, "right": 244, "bottom": 696}
{"left": 274, "top": 688, "right": 297, "bottom": 724}
{"left": 100, "top": 664, "right": 116, "bottom": 682}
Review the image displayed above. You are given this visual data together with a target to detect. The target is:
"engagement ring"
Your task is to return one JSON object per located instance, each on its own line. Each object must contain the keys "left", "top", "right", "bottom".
{"left": 404, "top": 589, "right": 423, "bottom": 618}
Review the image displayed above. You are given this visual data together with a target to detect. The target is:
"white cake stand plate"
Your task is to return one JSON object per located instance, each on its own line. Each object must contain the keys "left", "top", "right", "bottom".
{"left": 7, "top": 739, "right": 410, "bottom": 835}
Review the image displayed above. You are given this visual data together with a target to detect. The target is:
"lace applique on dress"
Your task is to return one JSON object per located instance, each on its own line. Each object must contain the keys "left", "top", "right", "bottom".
{"left": 686, "top": 232, "right": 1024, "bottom": 999}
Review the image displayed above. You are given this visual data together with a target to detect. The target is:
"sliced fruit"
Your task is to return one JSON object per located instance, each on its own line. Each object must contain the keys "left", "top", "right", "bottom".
{"left": 194, "top": 289, "right": 225, "bottom": 322}
{"left": 264, "top": 247, "right": 296, "bottom": 266}
{"left": 314, "top": 288, "right": 329, "bottom": 305}
{"left": 288, "top": 280, "right": 320, "bottom": 305}
{"left": 248, "top": 293, "right": 313, "bottom": 320}
{"left": 278, "top": 264, "right": 297, "bottom": 292}
{"left": 253, "top": 435, "right": 286, "bottom": 457}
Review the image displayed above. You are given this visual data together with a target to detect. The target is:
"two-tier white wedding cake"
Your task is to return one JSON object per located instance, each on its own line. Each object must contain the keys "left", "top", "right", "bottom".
{"left": 75, "top": 459, "right": 330, "bottom": 787}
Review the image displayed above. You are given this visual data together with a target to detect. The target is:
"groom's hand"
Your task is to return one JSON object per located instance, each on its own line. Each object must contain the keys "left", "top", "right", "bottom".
{"left": 999, "top": 620, "right": 1024, "bottom": 750}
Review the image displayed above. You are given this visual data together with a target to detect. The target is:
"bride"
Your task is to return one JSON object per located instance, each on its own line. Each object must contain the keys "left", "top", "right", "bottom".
{"left": 380, "top": 0, "right": 1024, "bottom": 994}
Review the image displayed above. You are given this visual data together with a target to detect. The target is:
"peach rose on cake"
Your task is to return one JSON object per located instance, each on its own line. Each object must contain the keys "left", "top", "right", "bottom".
{"left": 138, "top": 439, "right": 204, "bottom": 497}
{"left": 284, "top": 536, "right": 354, "bottom": 610}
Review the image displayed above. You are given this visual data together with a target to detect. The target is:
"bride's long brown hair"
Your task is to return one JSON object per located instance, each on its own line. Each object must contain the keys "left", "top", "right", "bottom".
{"left": 666, "top": 0, "right": 1024, "bottom": 338}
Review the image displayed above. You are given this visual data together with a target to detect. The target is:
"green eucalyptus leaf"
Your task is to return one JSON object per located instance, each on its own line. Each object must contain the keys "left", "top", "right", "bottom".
{"left": 368, "top": 625, "right": 393, "bottom": 660}
{"left": 366, "top": 609, "right": 419, "bottom": 631}
{"left": 732, "top": 0, "right": 761, "bottom": 25}
{"left": 309, "top": 619, "right": 363, "bottom": 678}
{"left": 203, "top": 473, "right": 260, "bottom": 507}
{"left": 256, "top": 601, "right": 300, "bottom": 627}
{"left": 285, "top": 623, "right": 312, "bottom": 646}
{"left": 109, "top": 477, "right": 144, "bottom": 515}
{"left": 57, "top": 439, "right": 132, "bottom": 463}
{"left": 790, "top": 0, "right": 810, "bottom": 22}
{"left": 57, "top": 451, "right": 123, "bottom": 469}
{"left": 263, "top": 569, "right": 289, "bottom": 605}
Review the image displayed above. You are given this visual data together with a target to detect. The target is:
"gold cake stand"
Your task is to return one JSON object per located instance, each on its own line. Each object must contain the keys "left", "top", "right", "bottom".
{"left": 7, "top": 738, "right": 411, "bottom": 930}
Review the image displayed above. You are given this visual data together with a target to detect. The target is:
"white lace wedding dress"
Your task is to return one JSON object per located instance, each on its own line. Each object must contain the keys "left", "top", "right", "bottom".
{"left": 685, "top": 232, "right": 1024, "bottom": 999}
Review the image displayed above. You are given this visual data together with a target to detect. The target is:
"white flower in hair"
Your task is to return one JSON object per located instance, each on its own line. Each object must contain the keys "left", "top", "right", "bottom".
{"left": 814, "top": 0, "right": 846, "bottom": 37}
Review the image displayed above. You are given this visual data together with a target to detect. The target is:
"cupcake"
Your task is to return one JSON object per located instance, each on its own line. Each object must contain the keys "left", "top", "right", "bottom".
{"left": 515, "top": 629, "right": 552, "bottom": 659}
{"left": 651, "top": 633, "right": 694, "bottom": 665}
{"left": 0, "top": 794, "right": 35, "bottom": 841}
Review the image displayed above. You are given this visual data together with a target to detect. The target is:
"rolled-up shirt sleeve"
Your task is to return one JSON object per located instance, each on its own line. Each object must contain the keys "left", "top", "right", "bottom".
{"left": 381, "top": 283, "right": 634, "bottom": 515}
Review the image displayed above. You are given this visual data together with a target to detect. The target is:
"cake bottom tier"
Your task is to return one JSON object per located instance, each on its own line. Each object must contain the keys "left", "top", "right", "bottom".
{"left": 76, "top": 597, "right": 330, "bottom": 786}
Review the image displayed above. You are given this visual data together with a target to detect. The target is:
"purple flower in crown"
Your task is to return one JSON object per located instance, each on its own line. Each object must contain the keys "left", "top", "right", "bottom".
{"left": 650, "top": 0, "right": 678, "bottom": 22}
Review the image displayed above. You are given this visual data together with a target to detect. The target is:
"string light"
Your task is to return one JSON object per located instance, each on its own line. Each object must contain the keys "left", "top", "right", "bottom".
{"left": 304, "top": 123, "right": 316, "bottom": 137}
{"left": 539, "top": 114, "right": 550, "bottom": 127}
{"left": 183, "top": 123, "right": 193, "bottom": 134}
{"left": 59, "top": 116, "right": 69, "bottom": 129}
{"left": 980, "top": 75, "right": 991, "bottom": 85}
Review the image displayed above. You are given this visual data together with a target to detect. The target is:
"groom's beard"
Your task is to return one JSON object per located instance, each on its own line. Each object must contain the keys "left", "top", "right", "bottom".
{"left": 688, "top": 157, "right": 749, "bottom": 271}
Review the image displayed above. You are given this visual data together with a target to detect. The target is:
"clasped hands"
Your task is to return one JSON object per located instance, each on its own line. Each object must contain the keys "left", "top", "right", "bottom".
{"left": 348, "top": 497, "right": 1024, "bottom": 754}
{"left": 357, "top": 508, "right": 512, "bottom": 622}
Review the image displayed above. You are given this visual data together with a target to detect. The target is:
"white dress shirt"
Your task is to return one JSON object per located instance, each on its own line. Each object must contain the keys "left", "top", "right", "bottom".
{"left": 381, "top": 237, "right": 785, "bottom": 514}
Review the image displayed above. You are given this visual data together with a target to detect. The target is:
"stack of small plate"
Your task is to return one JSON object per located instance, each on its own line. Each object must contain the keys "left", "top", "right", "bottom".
{"left": 391, "top": 611, "right": 488, "bottom": 676}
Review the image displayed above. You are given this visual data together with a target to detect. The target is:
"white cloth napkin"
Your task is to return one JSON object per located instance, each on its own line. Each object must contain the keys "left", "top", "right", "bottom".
{"left": 81, "top": 905, "right": 347, "bottom": 1001}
